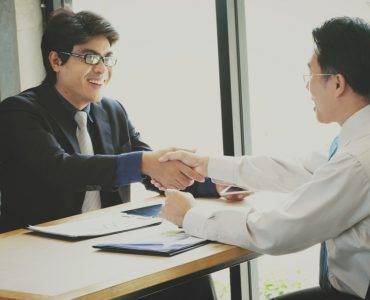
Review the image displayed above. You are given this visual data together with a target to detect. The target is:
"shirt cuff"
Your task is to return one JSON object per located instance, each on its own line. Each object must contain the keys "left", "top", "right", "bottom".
{"left": 183, "top": 205, "right": 251, "bottom": 248}
{"left": 115, "top": 151, "right": 143, "bottom": 186}
{"left": 194, "top": 177, "right": 219, "bottom": 197}
{"left": 183, "top": 206, "right": 216, "bottom": 239}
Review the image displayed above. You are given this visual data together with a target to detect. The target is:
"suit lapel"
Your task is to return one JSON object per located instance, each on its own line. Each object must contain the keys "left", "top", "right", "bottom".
{"left": 92, "top": 102, "right": 115, "bottom": 154}
{"left": 36, "top": 84, "right": 80, "bottom": 153}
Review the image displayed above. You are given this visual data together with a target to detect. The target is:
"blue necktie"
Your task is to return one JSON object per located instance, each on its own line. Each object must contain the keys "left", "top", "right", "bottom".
{"left": 319, "top": 136, "right": 339, "bottom": 289}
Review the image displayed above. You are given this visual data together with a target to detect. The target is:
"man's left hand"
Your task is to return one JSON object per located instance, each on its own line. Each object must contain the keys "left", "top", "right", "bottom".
{"left": 160, "top": 189, "right": 195, "bottom": 227}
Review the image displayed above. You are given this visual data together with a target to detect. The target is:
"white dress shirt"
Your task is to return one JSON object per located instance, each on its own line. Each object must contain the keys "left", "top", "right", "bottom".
{"left": 183, "top": 105, "right": 370, "bottom": 299}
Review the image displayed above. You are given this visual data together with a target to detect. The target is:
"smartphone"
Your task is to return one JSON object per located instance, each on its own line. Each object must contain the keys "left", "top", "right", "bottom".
{"left": 219, "top": 186, "right": 249, "bottom": 196}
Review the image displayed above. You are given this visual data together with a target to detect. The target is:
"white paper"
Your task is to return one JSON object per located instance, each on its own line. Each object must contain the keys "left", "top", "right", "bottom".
{"left": 28, "top": 213, "right": 162, "bottom": 238}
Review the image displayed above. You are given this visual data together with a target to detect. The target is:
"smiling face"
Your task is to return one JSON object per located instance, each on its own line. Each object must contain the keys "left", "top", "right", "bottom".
{"left": 307, "top": 52, "right": 338, "bottom": 124}
{"left": 51, "top": 35, "right": 113, "bottom": 109}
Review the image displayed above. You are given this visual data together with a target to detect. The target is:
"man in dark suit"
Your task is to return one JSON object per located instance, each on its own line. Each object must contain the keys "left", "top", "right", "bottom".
{"left": 0, "top": 9, "right": 218, "bottom": 299}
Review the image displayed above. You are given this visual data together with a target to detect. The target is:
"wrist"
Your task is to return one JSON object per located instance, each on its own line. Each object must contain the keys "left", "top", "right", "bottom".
{"left": 141, "top": 152, "right": 154, "bottom": 176}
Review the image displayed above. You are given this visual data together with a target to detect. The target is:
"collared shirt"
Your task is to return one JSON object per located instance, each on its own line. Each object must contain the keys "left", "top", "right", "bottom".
{"left": 55, "top": 89, "right": 142, "bottom": 186}
{"left": 183, "top": 105, "right": 370, "bottom": 299}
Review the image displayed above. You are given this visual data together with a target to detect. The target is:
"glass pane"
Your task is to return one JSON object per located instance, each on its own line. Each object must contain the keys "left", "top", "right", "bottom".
{"left": 244, "top": 0, "right": 369, "bottom": 298}
{"left": 72, "top": 2, "right": 228, "bottom": 298}
{"left": 73, "top": 0, "right": 223, "bottom": 200}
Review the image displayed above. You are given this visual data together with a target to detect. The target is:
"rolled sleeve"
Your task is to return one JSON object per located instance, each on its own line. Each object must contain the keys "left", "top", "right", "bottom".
{"left": 115, "top": 151, "right": 143, "bottom": 186}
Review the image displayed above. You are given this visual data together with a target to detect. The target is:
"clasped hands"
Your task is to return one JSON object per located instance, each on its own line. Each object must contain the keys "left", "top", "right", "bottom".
{"left": 141, "top": 148, "right": 208, "bottom": 190}
{"left": 142, "top": 149, "right": 249, "bottom": 227}
{"left": 142, "top": 149, "right": 207, "bottom": 226}
{"left": 143, "top": 149, "right": 247, "bottom": 200}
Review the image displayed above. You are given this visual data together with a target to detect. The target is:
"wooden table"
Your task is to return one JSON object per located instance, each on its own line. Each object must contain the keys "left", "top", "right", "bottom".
{"left": 0, "top": 197, "right": 257, "bottom": 299}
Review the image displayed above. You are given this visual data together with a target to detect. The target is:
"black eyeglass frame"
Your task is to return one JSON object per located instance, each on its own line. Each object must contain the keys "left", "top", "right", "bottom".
{"left": 59, "top": 51, "right": 117, "bottom": 67}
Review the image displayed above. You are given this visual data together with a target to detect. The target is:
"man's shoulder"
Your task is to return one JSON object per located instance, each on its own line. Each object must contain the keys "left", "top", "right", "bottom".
{"left": 339, "top": 135, "right": 370, "bottom": 178}
{"left": 0, "top": 85, "right": 43, "bottom": 112}
{"left": 345, "top": 135, "right": 370, "bottom": 157}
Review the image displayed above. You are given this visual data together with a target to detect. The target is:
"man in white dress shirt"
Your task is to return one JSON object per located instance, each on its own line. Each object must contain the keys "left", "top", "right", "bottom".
{"left": 158, "top": 17, "right": 370, "bottom": 300}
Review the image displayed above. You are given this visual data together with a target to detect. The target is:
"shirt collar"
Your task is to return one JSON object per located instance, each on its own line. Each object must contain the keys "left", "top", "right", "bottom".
{"left": 339, "top": 104, "right": 370, "bottom": 148}
{"left": 54, "top": 87, "right": 94, "bottom": 123}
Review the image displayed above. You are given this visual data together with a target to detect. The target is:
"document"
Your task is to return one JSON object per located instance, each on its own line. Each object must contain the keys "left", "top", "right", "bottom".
{"left": 93, "top": 229, "right": 208, "bottom": 256}
{"left": 28, "top": 213, "right": 162, "bottom": 238}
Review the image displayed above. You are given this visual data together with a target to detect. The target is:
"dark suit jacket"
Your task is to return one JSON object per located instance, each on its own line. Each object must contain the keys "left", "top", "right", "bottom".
{"left": 0, "top": 83, "right": 154, "bottom": 232}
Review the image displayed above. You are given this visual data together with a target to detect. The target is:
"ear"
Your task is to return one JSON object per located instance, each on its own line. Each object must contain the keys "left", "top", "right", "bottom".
{"left": 334, "top": 73, "right": 346, "bottom": 98}
{"left": 49, "top": 51, "right": 62, "bottom": 72}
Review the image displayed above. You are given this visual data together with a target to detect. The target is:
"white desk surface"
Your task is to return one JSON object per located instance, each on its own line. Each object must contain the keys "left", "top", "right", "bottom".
{"left": 0, "top": 197, "right": 255, "bottom": 299}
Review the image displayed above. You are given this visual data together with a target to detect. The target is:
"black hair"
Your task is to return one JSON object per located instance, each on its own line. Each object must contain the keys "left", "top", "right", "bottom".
{"left": 41, "top": 9, "right": 119, "bottom": 85}
{"left": 312, "top": 17, "right": 370, "bottom": 100}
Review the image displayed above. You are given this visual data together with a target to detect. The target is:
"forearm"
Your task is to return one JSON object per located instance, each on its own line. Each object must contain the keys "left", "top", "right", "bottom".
{"left": 30, "top": 152, "right": 118, "bottom": 191}
{"left": 115, "top": 152, "right": 143, "bottom": 186}
{"left": 1, "top": 114, "right": 118, "bottom": 191}
{"left": 207, "top": 155, "right": 313, "bottom": 192}
{"left": 184, "top": 154, "right": 370, "bottom": 254}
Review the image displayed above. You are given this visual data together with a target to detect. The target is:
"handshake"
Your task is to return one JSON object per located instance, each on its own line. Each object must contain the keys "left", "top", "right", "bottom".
{"left": 142, "top": 148, "right": 250, "bottom": 226}
{"left": 141, "top": 148, "right": 208, "bottom": 191}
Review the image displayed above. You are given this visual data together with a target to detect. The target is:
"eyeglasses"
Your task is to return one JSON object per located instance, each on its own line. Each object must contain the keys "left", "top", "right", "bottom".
{"left": 303, "top": 73, "right": 334, "bottom": 86}
{"left": 59, "top": 51, "right": 117, "bottom": 67}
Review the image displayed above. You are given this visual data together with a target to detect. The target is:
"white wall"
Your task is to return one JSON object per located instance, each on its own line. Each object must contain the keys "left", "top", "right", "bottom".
{"left": 15, "top": 0, "right": 44, "bottom": 91}
{"left": 0, "top": 0, "right": 44, "bottom": 101}
{"left": 0, "top": 0, "right": 20, "bottom": 100}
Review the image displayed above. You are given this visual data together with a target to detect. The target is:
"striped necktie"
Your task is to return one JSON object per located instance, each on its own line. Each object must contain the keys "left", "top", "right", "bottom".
{"left": 74, "top": 111, "right": 101, "bottom": 212}
{"left": 319, "top": 136, "right": 339, "bottom": 289}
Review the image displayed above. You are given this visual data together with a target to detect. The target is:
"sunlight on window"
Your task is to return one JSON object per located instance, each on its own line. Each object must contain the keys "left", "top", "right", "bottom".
{"left": 73, "top": 0, "right": 223, "bottom": 201}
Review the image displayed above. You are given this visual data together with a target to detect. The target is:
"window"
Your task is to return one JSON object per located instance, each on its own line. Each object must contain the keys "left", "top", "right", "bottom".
{"left": 72, "top": 2, "right": 230, "bottom": 297}
{"left": 73, "top": 0, "right": 223, "bottom": 199}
